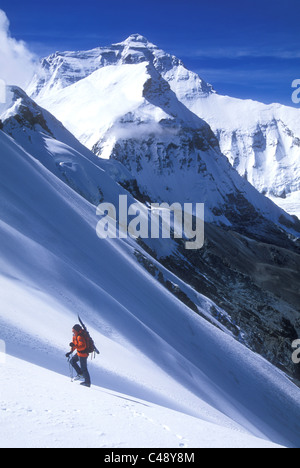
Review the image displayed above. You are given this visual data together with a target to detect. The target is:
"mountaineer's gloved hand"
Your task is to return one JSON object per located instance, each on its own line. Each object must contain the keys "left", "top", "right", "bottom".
{"left": 66, "top": 352, "right": 72, "bottom": 358}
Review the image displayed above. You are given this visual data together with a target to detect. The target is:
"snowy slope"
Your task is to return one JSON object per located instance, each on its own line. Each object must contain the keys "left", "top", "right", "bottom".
{"left": 0, "top": 355, "right": 282, "bottom": 449}
{"left": 0, "top": 86, "right": 134, "bottom": 207}
{"left": 28, "top": 34, "right": 300, "bottom": 218}
{"left": 1, "top": 129, "right": 300, "bottom": 448}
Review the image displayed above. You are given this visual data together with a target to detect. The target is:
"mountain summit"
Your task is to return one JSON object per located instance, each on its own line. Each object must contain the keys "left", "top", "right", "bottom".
{"left": 28, "top": 34, "right": 214, "bottom": 101}
{"left": 117, "top": 33, "right": 155, "bottom": 46}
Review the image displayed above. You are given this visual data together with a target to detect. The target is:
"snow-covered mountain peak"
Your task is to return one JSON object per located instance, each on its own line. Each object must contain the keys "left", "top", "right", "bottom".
{"left": 116, "top": 33, "right": 156, "bottom": 48}
{"left": 0, "top": 86, "right": 31, "bottom": 118}
{"left": 0, "top": 85, "right": 56, "bottom": 138}
{"left": 27, "top": 35, "right": 214, "bottom": 102}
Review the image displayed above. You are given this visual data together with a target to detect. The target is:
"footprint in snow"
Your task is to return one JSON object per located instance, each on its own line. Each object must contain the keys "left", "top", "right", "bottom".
{"left": 177, "top": 435, "right": 188, "bottom": 448}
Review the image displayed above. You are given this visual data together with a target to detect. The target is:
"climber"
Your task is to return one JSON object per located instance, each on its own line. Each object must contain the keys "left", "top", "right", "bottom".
{"left": 66, "top": 324, "right": 91, "bottom": 388}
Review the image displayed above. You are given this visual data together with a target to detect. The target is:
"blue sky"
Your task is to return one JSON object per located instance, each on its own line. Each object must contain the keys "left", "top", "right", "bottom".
{"left": 1, "top": 0, "right": 300, "bottom": 106}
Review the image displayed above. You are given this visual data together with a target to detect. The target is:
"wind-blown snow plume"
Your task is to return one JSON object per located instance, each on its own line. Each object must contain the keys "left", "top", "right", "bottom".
{"left": 0, "top": 10, "right": 37, "bottom": 89}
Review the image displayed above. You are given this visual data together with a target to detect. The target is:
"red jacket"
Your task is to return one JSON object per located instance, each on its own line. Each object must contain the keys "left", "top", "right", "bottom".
{"left": 72, "top": 331, "right": 88, "bottom": 358}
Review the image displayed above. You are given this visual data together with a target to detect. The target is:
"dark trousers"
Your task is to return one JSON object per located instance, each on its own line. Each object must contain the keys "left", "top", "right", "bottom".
{"left": 70, "top": 354, "right": 91, "bottom": 385}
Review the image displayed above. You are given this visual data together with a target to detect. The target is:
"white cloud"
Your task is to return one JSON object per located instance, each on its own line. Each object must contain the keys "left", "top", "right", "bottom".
{"left": 0, "top": 9, "right": 37, "bottom": 89}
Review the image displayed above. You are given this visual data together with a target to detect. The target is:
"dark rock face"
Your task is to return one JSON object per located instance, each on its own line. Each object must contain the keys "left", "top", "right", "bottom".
{"left": 134, "top": 222, "right": 300, "bottom": 382}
